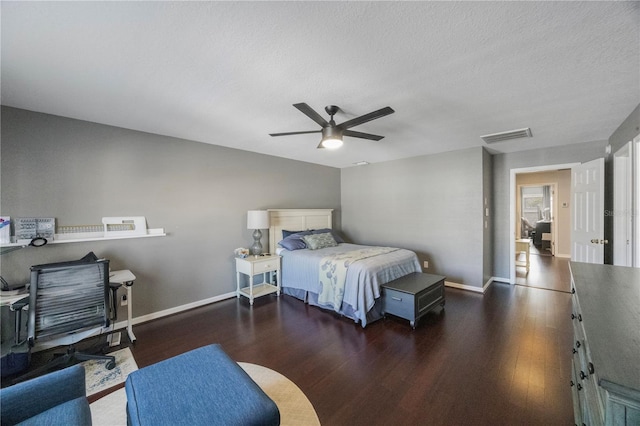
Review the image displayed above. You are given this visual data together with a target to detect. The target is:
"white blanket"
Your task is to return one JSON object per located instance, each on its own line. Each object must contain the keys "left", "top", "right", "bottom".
{"left": 317, "top": 247, "right": 398, "bottom": 311}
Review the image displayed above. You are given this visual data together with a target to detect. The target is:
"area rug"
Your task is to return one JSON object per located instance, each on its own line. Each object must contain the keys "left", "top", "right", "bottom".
{"left": 90, "top": 361, "right": 320, "bottom": 426}
{"left": 238, "top": 362, "right": 321, "bottom": 426}
{"left": 83, "top": 347, "right": 138, "bottom": 397}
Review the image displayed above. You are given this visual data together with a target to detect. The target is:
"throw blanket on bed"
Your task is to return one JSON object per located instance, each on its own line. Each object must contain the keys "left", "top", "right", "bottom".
{"left": 317, "top": 247, "right": 399, "bottom": 312}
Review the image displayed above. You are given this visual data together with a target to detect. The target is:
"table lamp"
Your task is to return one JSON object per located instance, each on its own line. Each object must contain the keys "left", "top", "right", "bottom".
{"left": 247, "top": 210, "right": 269, "bottom": 255}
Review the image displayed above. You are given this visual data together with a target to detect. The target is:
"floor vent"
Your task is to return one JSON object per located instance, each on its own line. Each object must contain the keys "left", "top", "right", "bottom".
{"left": 481, "top": 128, "right": 532, "bottom": 144}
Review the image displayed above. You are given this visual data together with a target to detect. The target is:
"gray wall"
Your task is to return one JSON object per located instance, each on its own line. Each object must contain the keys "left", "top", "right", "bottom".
{"left": 341, "top": 147, "right": 486, "bottom": 289}
{"left": 0, "top": 107, "right": 341, "bottom": 319}
{"left": 605, "top": 104, "right": 640, "bottom": 264}
{"left": 492, "top": 140, "right": 608, "bottom": 279}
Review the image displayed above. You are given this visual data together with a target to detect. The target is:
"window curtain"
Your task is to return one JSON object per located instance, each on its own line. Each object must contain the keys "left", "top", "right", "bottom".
{"left": 541, "top": 185, "right": 551, "bottom": 221}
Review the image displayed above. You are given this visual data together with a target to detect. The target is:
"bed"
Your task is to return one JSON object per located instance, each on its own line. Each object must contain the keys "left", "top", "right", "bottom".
{"left": 267, "top": 209, "right": 421, "bottom": 327}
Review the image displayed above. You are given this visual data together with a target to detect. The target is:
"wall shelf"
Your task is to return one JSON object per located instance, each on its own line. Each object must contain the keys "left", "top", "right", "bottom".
{"left": 1, "top": 228, "right": 166, "bottom": 250}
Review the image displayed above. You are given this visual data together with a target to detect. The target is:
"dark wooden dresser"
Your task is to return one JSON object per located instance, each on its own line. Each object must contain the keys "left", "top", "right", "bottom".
{"left": 569, "top": 262, "right": 640, "bottom": 426}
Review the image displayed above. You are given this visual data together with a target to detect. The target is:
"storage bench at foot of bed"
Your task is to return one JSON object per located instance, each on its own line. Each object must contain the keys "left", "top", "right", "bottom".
{"left": 381, "top": 272, "right": 446, "bottom": 329}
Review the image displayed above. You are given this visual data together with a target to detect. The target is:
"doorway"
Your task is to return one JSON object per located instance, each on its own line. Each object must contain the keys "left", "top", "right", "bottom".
{"left": 509, "top": 163, "right": 578, "bottom": 292}
{"left": 613, "top": 134, "right": 640, "bottom": 267}
{"left": 518, "top": 183, "right": 555, "bottom": 256}
{"left": 613, "top": 142, "right": 633, "bottom": 266}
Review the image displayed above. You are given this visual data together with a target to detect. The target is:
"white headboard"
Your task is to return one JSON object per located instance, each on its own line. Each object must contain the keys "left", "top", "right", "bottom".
{"left": 268, "top": 209, "right": 333, "bottom": 254}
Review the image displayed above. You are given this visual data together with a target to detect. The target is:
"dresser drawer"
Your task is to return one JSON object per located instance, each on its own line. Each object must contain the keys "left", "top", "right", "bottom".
{"left": 571, "top": 361, "right": 584, "bottom": 426}
{"left": 382, "top": 287, "right": 414, "bottom": 320}
{"left": 235, "top": 256, "right": 281, "bottom": 276}
{"left": 252, "top": 258, "right": 280, "bottom": 274}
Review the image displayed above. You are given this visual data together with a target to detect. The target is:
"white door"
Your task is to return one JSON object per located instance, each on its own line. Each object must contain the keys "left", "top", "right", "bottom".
{"left": 613, "top": 142, "right": 632, "bottom": 266}
{"left": 571, "top": 158, "right": 605, "bottom": 263}
{"left": 634, "top": 135, "right": 640, "bottom": 267}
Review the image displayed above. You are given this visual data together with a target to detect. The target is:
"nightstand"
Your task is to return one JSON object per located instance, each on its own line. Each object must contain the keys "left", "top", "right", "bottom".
{"left": 235, "top": 255, "right": 281, "bottom": 305}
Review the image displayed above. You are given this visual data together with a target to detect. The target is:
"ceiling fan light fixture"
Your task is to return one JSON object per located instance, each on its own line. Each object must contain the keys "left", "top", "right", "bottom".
{"left": 321, "top": 126, "right": 343, "bottom": 149}
{"left": 270, "top": 103, "right": 394, "bottom": 150}
{"left": 320, "top": 137, "right": 343, "bottom": 149}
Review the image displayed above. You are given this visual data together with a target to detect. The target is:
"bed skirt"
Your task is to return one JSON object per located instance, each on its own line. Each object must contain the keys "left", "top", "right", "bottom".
{"left": 282, "top": 287, "right": 384, "bottom": 327}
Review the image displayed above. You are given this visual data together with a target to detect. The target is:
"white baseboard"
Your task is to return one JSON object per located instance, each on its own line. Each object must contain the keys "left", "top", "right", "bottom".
{"left": 555, "top": 253, "right": 571, "bottom": 259}
{"left": 118, "top": 279, "right": 496, "bottom": 331}
{"left": 492, "top": 276, "right": 511, "bottom": 284}
{"left": 111, "top": 291, "right": 237, "bottom": 331}
{"left": 483, "top": 277, "right": 495, "bottom": 292}
{"left": 107, "top": 275, "right": 519, "bottom": 333}
{"left": 445, "top": 281, "right": 486, "bottom": 294}
{"left": 31, "top": 292, "right": 237, "bottom": 352}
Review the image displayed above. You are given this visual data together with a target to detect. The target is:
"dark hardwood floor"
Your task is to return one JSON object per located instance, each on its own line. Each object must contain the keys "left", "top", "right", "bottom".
{"left": 6, "top": 256, "right": 574, "bottom": 425}
{"left": 125, "top": 281, "right": 574, "bottom": 425}
{"left": 516, "top": 246, "right": 571, "bottom": 293}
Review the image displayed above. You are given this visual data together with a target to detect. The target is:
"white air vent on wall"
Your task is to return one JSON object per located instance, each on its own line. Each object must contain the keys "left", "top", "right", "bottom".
{"left": 481, "top": 127, "right": 532, "bottom": 144}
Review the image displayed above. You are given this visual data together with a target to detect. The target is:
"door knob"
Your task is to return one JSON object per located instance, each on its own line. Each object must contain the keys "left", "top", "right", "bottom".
{"left": 590, "top": 239, "right": 609, "bottom": 244}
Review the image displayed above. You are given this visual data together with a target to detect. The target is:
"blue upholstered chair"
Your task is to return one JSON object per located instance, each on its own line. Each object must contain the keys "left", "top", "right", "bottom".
{"left": 0, "top": 364, "right": 91, "bottom": 426}
{"left": 125, "top": 344, "right": 280, "bottom": 426}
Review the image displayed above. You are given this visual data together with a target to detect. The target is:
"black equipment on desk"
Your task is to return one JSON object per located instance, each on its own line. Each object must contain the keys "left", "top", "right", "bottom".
{"left": 1, "top": 275, "right": 25, "bottom": 292}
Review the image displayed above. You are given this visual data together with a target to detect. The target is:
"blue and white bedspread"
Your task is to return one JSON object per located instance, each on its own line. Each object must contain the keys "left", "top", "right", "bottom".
{"left": 281, "top": 243, "right": 421, "bottom": 327}
{"left": 318, "top": 246, "right": 399, "bottom": 312}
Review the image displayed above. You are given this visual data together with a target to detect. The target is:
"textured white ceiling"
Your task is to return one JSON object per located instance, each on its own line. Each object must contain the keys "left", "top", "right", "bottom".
{"left": 2, "top": 1, "right": 639, "bottom": 168}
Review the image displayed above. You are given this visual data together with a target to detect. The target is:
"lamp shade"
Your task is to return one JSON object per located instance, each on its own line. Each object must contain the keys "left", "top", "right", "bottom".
{"left": 247, "top": 210, "right": 269, "bottom": 230}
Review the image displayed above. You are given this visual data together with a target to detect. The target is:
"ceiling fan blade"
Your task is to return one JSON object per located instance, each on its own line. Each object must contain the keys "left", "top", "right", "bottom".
{"left": 269, "top": 130, "right": 322, "bottom": 137}
{"left": 293, "top": 103, "right": 329, "bottom": 127}
{"left": 337, "top": 106, "right": 395, "bottom": 130}
{"left": 343, "top": 130, "right": 384, "bottom": 141}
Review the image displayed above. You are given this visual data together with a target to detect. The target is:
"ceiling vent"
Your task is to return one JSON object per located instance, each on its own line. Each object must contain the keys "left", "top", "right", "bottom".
{"left": 481, "top": 127, "right": 532, "bottom": 144}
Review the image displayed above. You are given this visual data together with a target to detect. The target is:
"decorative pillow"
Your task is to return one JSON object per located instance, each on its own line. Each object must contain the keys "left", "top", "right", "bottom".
{"left": 278, "top": 232, "right": 312, "bottom": 251}
{"left": 311, "top": 228, "right": 345, "bottom": 243}
{"left": 302, "top": 233, "right": 338, "bottom": 250}
{"left": 282, "top": 229, "right": 311, "bottom": 239}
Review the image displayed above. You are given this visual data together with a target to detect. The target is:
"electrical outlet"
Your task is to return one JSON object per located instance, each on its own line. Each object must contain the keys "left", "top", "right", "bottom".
{"left": 423, "top": 261, "right": 429, "bottom": 269}
{"left": 121, "top": 294, "right": 128, "bottom": 306}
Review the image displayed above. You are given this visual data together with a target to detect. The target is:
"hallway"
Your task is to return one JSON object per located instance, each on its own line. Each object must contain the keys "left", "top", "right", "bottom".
{"left": 516, "top": 248, "right": 571, "bottom": 293}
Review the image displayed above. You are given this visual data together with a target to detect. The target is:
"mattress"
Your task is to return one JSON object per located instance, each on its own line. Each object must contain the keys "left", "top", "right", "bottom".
{"left": 280, "top": 243, "right": 421, "bottom": 327}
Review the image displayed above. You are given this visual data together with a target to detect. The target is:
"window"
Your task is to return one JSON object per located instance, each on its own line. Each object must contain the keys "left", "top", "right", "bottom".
{"left": 523, "top": 194, "right": 543, "bottom": 213}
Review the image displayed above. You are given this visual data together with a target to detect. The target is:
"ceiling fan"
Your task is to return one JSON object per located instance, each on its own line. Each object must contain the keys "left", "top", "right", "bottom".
{"left": 269, "top": 103, "right": 395, "bottom": 149}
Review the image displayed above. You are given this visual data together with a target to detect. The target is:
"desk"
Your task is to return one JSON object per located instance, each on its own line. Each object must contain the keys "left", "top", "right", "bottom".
{"left": 0, "top": 289, "right": 28, "bottom": 307}
{"left": 109, "top": 270, "right": 136, "bottom": 343}
{"left": 1, "top": 272, "right": 136, "bottom": 344}
{"left": 1, "top": 289, "right": 28, "bottom": 346}
{"left": 534, "top": 221, "right": 551, "bottom": 246}
{"left": 515, "top": 239, "right": 531, "bottom": 272}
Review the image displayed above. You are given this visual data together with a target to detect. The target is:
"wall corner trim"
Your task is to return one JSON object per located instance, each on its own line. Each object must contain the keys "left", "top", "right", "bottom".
{"left": 445, "top": 281, "right": 486, "bottom": 294}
